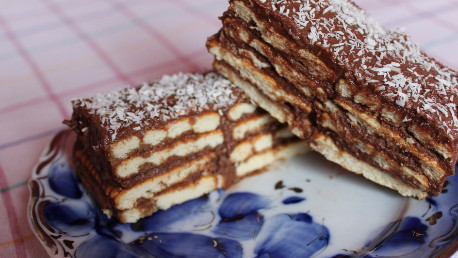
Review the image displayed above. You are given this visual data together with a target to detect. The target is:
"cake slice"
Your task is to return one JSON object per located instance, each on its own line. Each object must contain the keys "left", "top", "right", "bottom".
{"left": 66, "top": 72, "right": 307, "bottom": 223}
{"left": 207, "top": 0, "right": 458, "bottom": 198}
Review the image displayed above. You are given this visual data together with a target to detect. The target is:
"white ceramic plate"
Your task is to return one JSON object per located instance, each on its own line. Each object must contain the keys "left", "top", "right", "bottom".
{"left": 28, "top": 130, "right": 457, "bottom": 257}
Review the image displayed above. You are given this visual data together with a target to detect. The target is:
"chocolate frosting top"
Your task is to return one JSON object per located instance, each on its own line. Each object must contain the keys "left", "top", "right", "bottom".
{"left": 72, "top": 72, "right": 246, "bottom": 142}
{"left": 253, "top": 0, "right": 458, "bottom": 139}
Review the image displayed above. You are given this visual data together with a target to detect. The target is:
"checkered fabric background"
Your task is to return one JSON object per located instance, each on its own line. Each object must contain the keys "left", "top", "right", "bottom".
{"left": 0, "top": 0, "right": 457, "bottom": 257}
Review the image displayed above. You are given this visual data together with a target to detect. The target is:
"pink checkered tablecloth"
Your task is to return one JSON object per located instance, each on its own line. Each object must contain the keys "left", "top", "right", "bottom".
{"left": 0, "top": 0, "right": 457, "bottom": 257}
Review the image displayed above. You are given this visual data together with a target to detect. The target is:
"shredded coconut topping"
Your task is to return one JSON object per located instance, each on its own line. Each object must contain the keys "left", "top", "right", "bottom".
{"left": 73, "top": 72, "right": 240, "bottom": 141}
{"left": 259, "top": 0, "right": 458, "bottom": 135}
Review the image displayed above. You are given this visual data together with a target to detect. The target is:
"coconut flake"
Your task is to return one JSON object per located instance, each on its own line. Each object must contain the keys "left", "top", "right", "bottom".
{"left": 265, "top": 0, "right": 458, "bottom": 134}
{"left": 73, "top": 72, "right": 240, "bottom": 142}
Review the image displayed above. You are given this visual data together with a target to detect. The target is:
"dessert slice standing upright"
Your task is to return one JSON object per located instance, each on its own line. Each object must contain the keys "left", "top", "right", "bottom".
{"left": 207, "top": 0, "right": 458, "bottom": 198}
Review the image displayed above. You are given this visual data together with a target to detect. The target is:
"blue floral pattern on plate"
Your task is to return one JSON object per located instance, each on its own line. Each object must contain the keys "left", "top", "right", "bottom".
{"left": 28, "top": 130, "right": 458, "bottom": 257}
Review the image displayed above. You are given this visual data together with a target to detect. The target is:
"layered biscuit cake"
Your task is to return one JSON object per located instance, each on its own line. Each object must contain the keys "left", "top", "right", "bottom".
{"left": 66, "top": 72, "right": 307, "bottom": 223}
{"left": 207, "top": 0, "right": 458, "bottom": 198}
